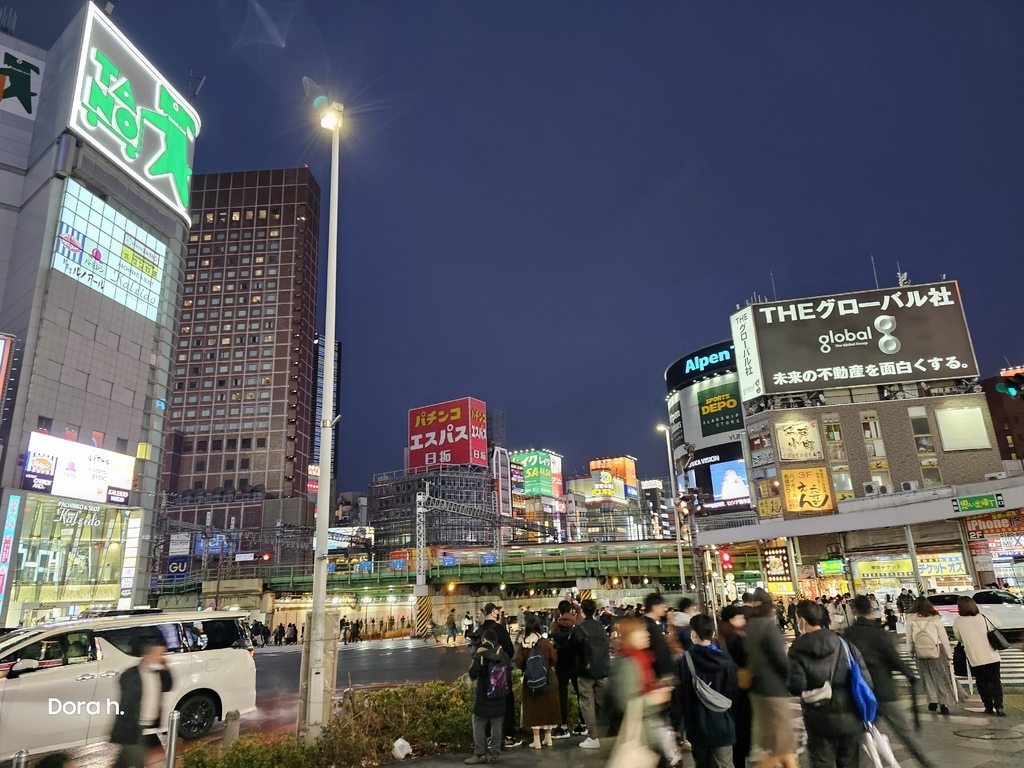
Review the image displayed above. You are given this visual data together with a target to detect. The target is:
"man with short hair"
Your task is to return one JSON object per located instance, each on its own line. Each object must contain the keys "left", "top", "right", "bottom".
{"left": 897, "top": 588, "right": 914, "bottom": 621}
{"left": 477, "top": 603, "right": 522, "bottom": 749}
{"left": 549, "top": 599, "right": 583, "bottom": 738}
{"left": 574, "top": 599, "right": 611, "bottom": 750}
{"left": 740, "top": 592, "right": 754, "bottom": 618}
{"left": 844, "top": 595, "right": 933, "bottom": 768}
{"left": 643, "top": 593, "right": 674, "bottom": 678}
{"left": 109, "top": 640, "right": 173, "bottom": 768}
{"left": 677, "top": 614, "right": 738, "bottom": 768}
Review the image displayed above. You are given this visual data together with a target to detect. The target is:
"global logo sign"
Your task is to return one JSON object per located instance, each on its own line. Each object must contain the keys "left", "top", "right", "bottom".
{"left": 818, "top": 316, "right": 900, "bottom": 355}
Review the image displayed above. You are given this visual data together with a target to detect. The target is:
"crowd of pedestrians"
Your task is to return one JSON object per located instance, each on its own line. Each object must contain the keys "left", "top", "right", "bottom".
{"left": 459, "top": 586, "right": 1010, "bottom": 767}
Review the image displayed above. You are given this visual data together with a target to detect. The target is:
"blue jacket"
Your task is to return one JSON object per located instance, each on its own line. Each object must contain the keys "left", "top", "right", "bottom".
{"left": 676, "top": 644, "right": 738, "bottom": 749}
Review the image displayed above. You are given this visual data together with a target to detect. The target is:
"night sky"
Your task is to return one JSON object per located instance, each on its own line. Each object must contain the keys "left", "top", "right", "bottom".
{"left": 14, "top": 2, "right": 1024, "bottom": 491}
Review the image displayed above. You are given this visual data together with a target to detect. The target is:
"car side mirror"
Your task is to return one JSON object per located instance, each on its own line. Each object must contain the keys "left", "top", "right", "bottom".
{"left": 8, "top": 659, "right": 39, "bottom": 678}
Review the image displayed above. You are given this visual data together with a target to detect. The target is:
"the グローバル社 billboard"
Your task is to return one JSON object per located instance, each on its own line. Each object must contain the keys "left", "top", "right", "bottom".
{"left": 53, "top": 179, "right": 167, "bottom": 321}
{"left": 730, "top": 281, "right": 977, "bottom": 399}
{"left": 408, "top": 397, "right": 487, "bottom": 470}
{"left": 21, "top": 432, "right": 135, "bottom": 505}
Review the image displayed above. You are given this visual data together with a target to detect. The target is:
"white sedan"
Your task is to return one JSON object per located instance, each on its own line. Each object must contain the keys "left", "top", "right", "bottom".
{"left": 927, "top": 589, "right": 1024, "bottom": 635}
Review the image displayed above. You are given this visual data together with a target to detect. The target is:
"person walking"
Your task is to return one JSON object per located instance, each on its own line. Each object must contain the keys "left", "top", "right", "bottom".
{"left": 897, "top": 589, "right": 914, "bottom": 624}
{"left": 465, "top": 629, "right": 509, "bottom": 765}
{"left": 953, "top": 596, "right": 1005, "bottom": 716}
{"left": 642, "top": 593, "right": 675, "bottom": 678}
{"left": 477, "top": 603, "right": 523, "bottom": 749}
{"left": 446, "top": 610, "right": 458, "bottom": 646}
{"left": 574, "top": 598, "right": 611, "bottom": 749}
{"left": 745, "top": 588, "right": 797, "bottom": 768}
{"left": 677, "top": 613, "right": 738, "bottom": 768}
{"left": 514, "top": 619, "right": 561, "bottom": 749}
{"left": 717, "top": 606, "right": 751, "bottom": 768}
{"left": 843, "top": 595, "right": 933, "bottom": 768}
{"left": 788, "top": 600, "right": 872, "bottom": 768}
{"left": 907, "top": 596, "right": 956, "bottom": 715}
{"left": 109, "top": 640, "right": 173, "bottom": 768}
{"left": 548, "top": 600, "right": 582, "bottom": 738}
{"left": 463, "top": 612, "right": 475, "bottom": 640}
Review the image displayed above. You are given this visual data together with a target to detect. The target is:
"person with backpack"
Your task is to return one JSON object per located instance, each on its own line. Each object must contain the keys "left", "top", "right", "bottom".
{"left": 844, "top": 596, "right": 934, "bottom": 768}
{"left": 465, "top": 629, "right": 510, "bottom": 765}
{"left": 907, "top": 596, "right": 955, "bottom": 715}
{"left": 676, "top": 613, "right": 738, "bottom": 768}
{"left": 573, "top": 598, "right": 611, "bottom": 749}
{"left": 548, "top": 600, "right": 583, "bottom": 739}
{"left": 514, "top": 619, "right": 561, "bottom": 749}
{"left": 476, "top": 603, "right": 522, "bottom": 749}
{"left": 788, "top": 600, "right": 873, "bottom": 768}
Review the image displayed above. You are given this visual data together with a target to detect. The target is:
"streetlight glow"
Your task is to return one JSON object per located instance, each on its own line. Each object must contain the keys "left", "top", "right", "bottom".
{"left": 320, "top": 102, "right": 343, "bottom": 131}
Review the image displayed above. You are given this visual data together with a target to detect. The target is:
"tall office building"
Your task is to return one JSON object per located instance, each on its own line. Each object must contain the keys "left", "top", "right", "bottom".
{"left": 161, "top": 168, "right": 321, "bottom": 532}
{"left": 312, "top": 334, "right": 341, "bottom": 469}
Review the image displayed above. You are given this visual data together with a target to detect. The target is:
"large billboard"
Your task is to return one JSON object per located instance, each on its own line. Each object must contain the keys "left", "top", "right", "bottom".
{"left": 0, "top": 44, "right": 44, "bottom": 121}
{"left": 53, "top": 179, "right": 167, "bottom": 321}
{"left": 408, "top": 397, "right": 488, "bottom": 470}
{"left": 678, "top": 443, "right": 752, "bottom": 514}
{"left": 509, "top": 450, "right": 563, "bottom": 497}
{"left": 780, "top": 467, "right": 834, "bottom": 514}
{"left": 569, "top": 470, "right": 627, "bottom": 506}
{"left": 679, "top": 372, "right": 744, "bottom": 449}
{"left": 731, "top": 281, "right": 978, "bottom": 400}
{"left": 21, "top": 432, "right": 135, "bottom": 505}
{"left": 69, "top": 3, "right": 201, "bottom": 223}
{"left": 590, "top": 457, "right": 639, "bottom": 499}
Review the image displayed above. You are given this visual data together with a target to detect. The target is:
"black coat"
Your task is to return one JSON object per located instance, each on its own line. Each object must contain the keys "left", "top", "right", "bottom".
{"left": 788, "top": 629, "right": 872, "bottom": 736}
{"left": 475, "top": 619, "right": 514, "bottom": 658}
{"left": 643, "top": 615, "right": 674, "bottom": 679}
{"left": 745, "top": 616, "right": 790, "bottom": 698}
{"left": 842, "top": 617, "right": 915, "bottom": 703}
{"left": 468, "top": 641, "right": 509, "bottom": 719}
{"left": 109, "top": 663, "right": 173, "bottom": 745}
{"left": 676, "top": 644, "right": 738, "bottom": 749}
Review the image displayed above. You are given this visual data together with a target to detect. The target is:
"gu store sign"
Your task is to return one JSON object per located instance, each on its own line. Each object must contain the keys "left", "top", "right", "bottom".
{"left": 408, "top": 397, "right": 487, "bottom": 470}
{"left": 730, "top": 282, "right": 977, "bottom": 400}
{"left": 68, "top": 3, "right": 201, "bottom": 223}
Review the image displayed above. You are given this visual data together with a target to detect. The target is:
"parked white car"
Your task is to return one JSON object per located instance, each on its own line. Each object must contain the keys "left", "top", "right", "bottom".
{"left": 927, "top": 589, "right": 1024, "bottom": 634}
{"left": 0, "top": 610, "right": 257, "bottom": 762}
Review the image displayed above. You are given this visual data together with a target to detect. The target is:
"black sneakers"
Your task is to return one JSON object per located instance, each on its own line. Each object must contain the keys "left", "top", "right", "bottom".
{"left": 503, "top": 736, "right": 523, "bottom": 749}
{"left": 552, "top": 727, "right": 571, "bottom": 739}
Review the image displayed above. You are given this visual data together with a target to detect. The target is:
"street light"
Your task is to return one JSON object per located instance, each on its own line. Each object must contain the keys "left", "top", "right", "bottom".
{"left": 656, "top": 425, "right": 687, "bottom": 599}
{"left": 304, "top": 95, "right": 343, "bottom": 746}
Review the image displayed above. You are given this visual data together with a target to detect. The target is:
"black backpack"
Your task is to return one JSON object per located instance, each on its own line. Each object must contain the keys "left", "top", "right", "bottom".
{"left": 580, "top": 623, "right": 611, "bottom": 679}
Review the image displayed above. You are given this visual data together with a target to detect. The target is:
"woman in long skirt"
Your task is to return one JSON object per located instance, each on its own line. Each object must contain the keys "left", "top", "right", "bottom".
{"left": 907, "top": 597, "right": 956, "bottom": 714}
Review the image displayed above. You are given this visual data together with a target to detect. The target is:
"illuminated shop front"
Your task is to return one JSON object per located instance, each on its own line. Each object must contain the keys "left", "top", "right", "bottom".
{"left": 851, "top": 551, "right": 972, "bottom": 597}
{"left": 3, "top": 493, "right": 144, "bottom": 625}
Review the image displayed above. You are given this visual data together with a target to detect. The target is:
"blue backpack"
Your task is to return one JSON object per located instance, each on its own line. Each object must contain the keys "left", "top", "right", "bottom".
{"left": 524, "top": 644, "right": 551, "bottom": 694}
{"left": 842, "top": 640, "right": 877, "bottom": 723}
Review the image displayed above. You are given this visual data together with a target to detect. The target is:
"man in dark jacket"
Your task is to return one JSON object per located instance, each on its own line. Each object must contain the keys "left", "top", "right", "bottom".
{"left": 466, "top": 629, "right": 508, "bottom": 764}
{"left": 574, "top": 599, "right": 611, "bottom": 749}
{"left": 677, "top": 614, "right": 737, "bottom": 768}
{"left": 476, "top": 603, "right": 522, "bottom": 749}
{"left": 642, "top": 592, "right": 674, "bottom": 678}
{"left": 788, "top": 600, "right": 873, "bottom": 768}
{"left": 109, "top": 640, "right": 172, "bottom": 768}
{"left": 548, "top": 600, "right": 583, "bottom": 738}
{"left": 844, "top": 596, "right": 934, "bottom": 768}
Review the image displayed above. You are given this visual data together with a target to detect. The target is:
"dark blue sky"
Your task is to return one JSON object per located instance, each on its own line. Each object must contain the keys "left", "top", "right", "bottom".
{"left": 17, "top": 1, "right": 1024, "bottom": 490}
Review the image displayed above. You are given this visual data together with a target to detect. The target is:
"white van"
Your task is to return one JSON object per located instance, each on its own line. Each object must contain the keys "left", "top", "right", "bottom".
{"left": 0, "top": 610, "right": 257, "bottom": 761}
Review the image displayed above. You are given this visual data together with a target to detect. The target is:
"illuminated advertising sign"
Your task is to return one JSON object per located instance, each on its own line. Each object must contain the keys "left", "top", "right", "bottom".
{"left": 69, "top": 3, "right": 201, "bottom": 223}
{"left": 0, "top": 494, "right": 21, "bottom": 620}
{"left": 730, "top": 281, "right": 977, "bottom": 400}
{"left": 665, "top": 341, "right": 736, "bottom": 392}
{"left": 963, "top": 509, "right": 1024, "bottom": 540}
{"left": 762, "top": 546, "right": 792, "bottom": 584}
{"left": 678, "top": 443, "right": 752, "bottom": 514}
{"left": 678, "top": 372, "right": 744, "bottom": 451}
{"left": 53, "top": 179, "right": 167, "bottom": 321}
{"left": 569, "top": 470, "right": 627, "bottom": 506}
{"left": 775, "top": 420, "right": 824, "bottom": 461}
{"left": 307, "top": 463, "right": 320, "bottom": 494}
{"left": 731, "top": 308, "right": 764, "bottom": 402}
{"left": 0, "top": 45, "right": 44, "bottom": 121}
{"left": 590, "top": 457, "right": 639, "bottom": 499}
{"left": 549, "top": 455, "right": 564, "bottom": 497}
{"left": 780, "top": 467, "right": 834, "bottom": 514}
{"left": 408, "top": 397, "right": 487, "bottom": 470}
{"left": 316, "top": 526, "right": 374, "bottom": 552}
{"left": 22, "top": 432, "right": 134, "bottom": 505}
{"left": 510, "top": 450, "right": 564, "bottom": 497}
{"left": 510, "top": 463, "right": 525, "bottom": 493}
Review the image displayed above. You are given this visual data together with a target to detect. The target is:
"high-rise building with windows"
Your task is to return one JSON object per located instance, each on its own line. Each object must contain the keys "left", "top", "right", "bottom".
{"left": 161, "top": 168, "right": 321, "bottom": 533}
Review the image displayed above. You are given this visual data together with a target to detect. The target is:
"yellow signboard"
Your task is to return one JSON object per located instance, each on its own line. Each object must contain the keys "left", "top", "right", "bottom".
{"left": 757, "top": 497, "right": 783, "bottom": 520}
{"left": 781, "top": 467, "right": 834, "bottom": 513}
{"left": 767, "top": 581, "right": 794, "bottom": 595}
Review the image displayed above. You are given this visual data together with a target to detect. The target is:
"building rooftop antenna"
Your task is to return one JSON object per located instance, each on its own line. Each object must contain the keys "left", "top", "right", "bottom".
{"left": 187, "top": 68, "right": 206, "bottom": 104}
{"left": 0, "top": 7, "right": 17, "bottom": 35}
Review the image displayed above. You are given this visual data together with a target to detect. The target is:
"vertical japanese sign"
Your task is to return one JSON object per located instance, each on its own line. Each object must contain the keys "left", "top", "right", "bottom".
{"left": 730, "top": 307, "right": 764, "bottom": 402}
{"left": 549, "top": 455, "right": 564, "bottom": 497}
{"left": 0, "top": 46, "right": 44, "bottom": 120}
{"left": 775, "top": 420, "right": 824, "bottom": 461}
{"left": 408, "top": 397, "right": 487, "bottom": 470}
{"left": 761, "top": 545, "right": 792, "bottom": 584}
{"left": 0, "top": 494, "right": 21, "bottom": 622}
{"left": 69, "top": 3, "right": 201, "bottom": 223}
{"left": 781, "top": 467, "right": 834, "bottom": 513}
{"left": 509, "top": 450, "right": 563, "bottom": 497}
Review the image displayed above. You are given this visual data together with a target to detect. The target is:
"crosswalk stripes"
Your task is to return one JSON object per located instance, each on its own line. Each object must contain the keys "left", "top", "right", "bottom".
{"left": 895, "top": 646, "right": 1024, "bottom": 685}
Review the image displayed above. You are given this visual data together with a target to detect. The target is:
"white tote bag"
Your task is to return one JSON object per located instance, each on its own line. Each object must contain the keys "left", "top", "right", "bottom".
{"left": 607, "top": 699, "right": 659, "bottom": 768}
{"left": 861, "top": 723, "right": 901, "bottom": 768}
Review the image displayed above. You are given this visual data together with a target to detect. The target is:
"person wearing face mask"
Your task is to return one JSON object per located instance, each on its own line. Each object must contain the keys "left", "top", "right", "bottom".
{"left": 676, "top": 614, "right": 738, "bottom": 768}
{"left": 109, "top": 639, "right": 173, "bottom": 768}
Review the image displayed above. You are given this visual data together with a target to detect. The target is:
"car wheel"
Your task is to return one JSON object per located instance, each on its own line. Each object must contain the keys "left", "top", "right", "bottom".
{"left": 177, "top": 693, "right": 217, "bottom": 739}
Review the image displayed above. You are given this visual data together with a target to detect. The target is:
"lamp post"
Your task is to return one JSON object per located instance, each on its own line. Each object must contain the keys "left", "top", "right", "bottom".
{"left": 656, "top": 425, "right": 687, "bottom": 596}
{"left": 303, "top": 97, "right": 343, "bottom": 746}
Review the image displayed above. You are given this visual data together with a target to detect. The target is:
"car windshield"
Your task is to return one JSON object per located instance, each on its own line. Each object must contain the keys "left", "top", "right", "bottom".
{"left": 0, "top": 628, "right": 45, "bottom": 655}
{"left": 988, "top": 590, "right": 1022, "bottom": 605}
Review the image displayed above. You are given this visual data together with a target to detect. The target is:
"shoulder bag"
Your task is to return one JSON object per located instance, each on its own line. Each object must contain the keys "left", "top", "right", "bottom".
{"left": 843, "top": 640, "right": 878, "bottom": 724}
{"left": 983, "top": 615, "right": 1010, "bottom": 652}
{"left": 684, "top": 651, "right": 732, "bottom": 713}
{"left": 952, "top": 642, "right": 968, "bottom": 677}
{"left": 800, "top": 641, "right": 842, "bottom": 707}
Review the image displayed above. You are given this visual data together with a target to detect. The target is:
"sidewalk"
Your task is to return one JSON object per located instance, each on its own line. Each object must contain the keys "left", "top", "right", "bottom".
{"left": 404, "top": 693, "right": 1024, "bottom": 768}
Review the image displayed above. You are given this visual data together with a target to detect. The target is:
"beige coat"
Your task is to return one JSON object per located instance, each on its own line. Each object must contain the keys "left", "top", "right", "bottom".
{"left": 906, "top": 614, "right": 952, "bottom": 660}
{"left": 953, "top": 613, "right": 1001, "bottom": 668}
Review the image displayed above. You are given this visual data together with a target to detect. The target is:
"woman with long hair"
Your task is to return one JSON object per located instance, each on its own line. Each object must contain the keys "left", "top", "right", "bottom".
{"left": 907, "top": 596, "right": 955, "bottom": 715}
{"left": 514, "top": 619, "right": 561, "bottom": 748}
{"left": 718, "top": 605, "right": 752, "bottom": 768}
{"left": 953, "top": 597, "right": 1004, "bottom": 716}
{"left": 745, "top": 588, "right": 797, "bottom": 768}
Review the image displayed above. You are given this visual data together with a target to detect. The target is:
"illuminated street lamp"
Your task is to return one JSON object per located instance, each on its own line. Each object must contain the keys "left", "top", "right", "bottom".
{"left": 303, "top": 93, "right": 343, "bottom": 746}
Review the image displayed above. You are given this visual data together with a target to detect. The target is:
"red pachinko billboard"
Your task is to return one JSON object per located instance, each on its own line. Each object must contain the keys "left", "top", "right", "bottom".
{"left": 408, "top": 397, "right": 488, "bottom": 470}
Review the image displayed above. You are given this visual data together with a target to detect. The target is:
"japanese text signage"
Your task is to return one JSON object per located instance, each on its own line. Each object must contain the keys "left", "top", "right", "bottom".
{"left": 817, "top": 559, "right": 845, "bottom": 576}
{"left": 762, "top": 546, "right": 792, "bottom": 583}
{"left": 408, "top": 397, "right": 487, "bottom": 470}
{"left": 509, "top": 450, "right": 563, "bottom": 497}
{"left": 954, "top": 494, "right": 1005, "bottom": 514}
{"left": 590, "top": 457, "right": 639, "bottom": 499}
{"left": 0, "top": 45, "right": 44, "bottom": 121}
{"left": 22, "top": 432, "right": 134, "bottom": 505}
{"left": 775, "top": 420, "right": 824, "bottom": 461}
{"left": 730, "top": 282, "right": 977, "bottom": 399}
{"left": 0, "top": 495, "right": 21, "bottom": 620}
{"left": 53, "top": 179, "right": 167, "bottom": 321}
{"left": 730, "top": 307, "right": 764, "bottom": 402}
{"left": 69, "top": 4, "right": 201, "bottom": 223}
{"left": 964, "top": 509, "right": 1024, "bottom": 540}
{"left": 780, "top": 467, "right": 834, "bottom": 513}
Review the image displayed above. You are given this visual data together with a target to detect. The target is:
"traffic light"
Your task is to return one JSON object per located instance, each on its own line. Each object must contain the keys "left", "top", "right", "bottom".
{"left": 719, "top": 550, "right": 733, "bottom": 571}
{"left": 261, "top": 553, "right": 271, "bottom": 561}
{"left": 996, "top": 368, "right": 1024, "bottom": 399}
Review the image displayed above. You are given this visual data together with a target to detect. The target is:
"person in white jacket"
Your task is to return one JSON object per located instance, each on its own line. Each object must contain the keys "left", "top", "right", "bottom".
{"left": 907, "top": 597, "right": 956, "bottom": 714}
{"left": 952, "top": 596, "right": 1004, "bottom": 716}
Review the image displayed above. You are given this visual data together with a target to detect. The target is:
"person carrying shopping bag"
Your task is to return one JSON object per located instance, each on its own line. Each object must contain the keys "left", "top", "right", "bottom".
{"left": 907, "top": 596, "right": 956, "bottom": 715}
